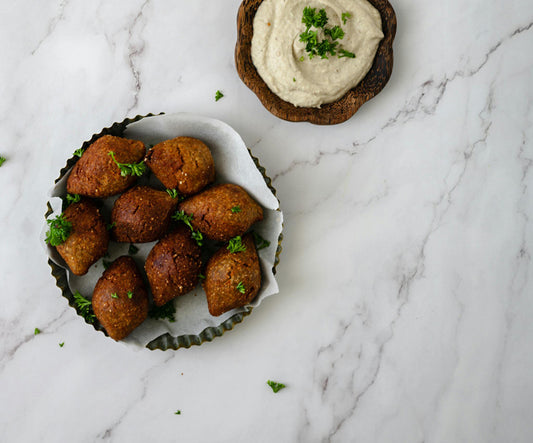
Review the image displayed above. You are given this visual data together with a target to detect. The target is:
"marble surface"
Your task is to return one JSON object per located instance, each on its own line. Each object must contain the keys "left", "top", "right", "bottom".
{"left": 0, "top": 0, "right": 532, "bottom": 442}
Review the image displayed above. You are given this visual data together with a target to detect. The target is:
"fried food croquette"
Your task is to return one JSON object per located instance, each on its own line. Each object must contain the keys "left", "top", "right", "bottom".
{"left": 55, "top": 199, "right": 109, "bottom": 276}
{"left": 92, "top": 256, "right": 149, "bottom": 340}
{"left": 144, "top": 226, "right": 202, "bottom": 307}
{"left": 67, "top": 135, "right": 145, "bottom": 198}
{"left": 145, "top": 136, "right": 215, "bottom": 196}
{"left": 203, "top": 234, "right": 261, "bottom": 316}
{"left": 111, "top": 186, "right": 178, "bottom": 243}
{"left": 178, "top": 184, "right": 263, "bottom": 242}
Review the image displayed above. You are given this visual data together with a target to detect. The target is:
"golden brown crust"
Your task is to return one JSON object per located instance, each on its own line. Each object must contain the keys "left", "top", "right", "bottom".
{"left": 56, "top": 199, "right": 109, "bottom": 276}
{"left": 92, "top": 256, "right": 149, "bottom": 341}
{"left": 144, "top": 226, "right": 202, "bottom": 307}
{"left": 145, "top": 136, "right": 215, "bottom": 196}
{"left": 178, "top": 183, "right": 263, "bottom": 242}
{"left": 67, "top": 135, "right": 145, "bottom": 198}
{"left": 203, "top": 234, "right": 261, "bottom": 316}
{"left": 111, "top": 186, "right": 178, "bottom": 243}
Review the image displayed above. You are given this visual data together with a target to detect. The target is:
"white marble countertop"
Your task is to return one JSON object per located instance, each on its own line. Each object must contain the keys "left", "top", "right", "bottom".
{"left": 1, "top": 1, "right": 532, "bottom": 442}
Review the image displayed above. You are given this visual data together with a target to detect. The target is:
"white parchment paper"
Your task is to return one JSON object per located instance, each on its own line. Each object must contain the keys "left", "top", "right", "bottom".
{"left": 43, "top": 113, "right": 283, "bottom": 347}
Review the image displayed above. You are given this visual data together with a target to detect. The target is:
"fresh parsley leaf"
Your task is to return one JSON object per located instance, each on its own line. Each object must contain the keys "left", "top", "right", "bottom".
{"left": 65, "top": 193, "right": 81, "bottom": 205}
{"left": 45, "top": 214, "right": 72, "bottom": 247}
{"left": 108, "top": 151, "right": 146, "bottom": 177}
{"left": 227, "top": 236, "right": 247, "bottom": 253}
{"left": 191, "top": 230, "right": 203, "bottom": 247}
{"left": 59, "top": 342, "right": 65, "bottom": 347}
{"left": 236, "top": 281, "right": 246, "bottom": 294}
{"left": 198, "top": 273, "right": 206, "bottom": 280}
{"left": 110, "top": 293, "right": 118, "bottom": 299}
{"left": 103, "top": 259, "right": 112, "bottom": 270}
{"left": 0, "top": 156, "right": 6, "bottom": 167}
{"left": 302, "top": 7, "right": 328, "bottom": 29}
{"left": 174, "top": 410, "right": 181, "bottom": 415}
{"left": 324, "top": 25, "right": 345, "bottom": 41}
{"left": 73, "top": 148, "right": 85, "bottom": 158}
{"left": 231, "top": 206, "right": 241, "bottom": 213}
{"left": 267, "top": 380, "right": 286, "bottom": 393}
{"left": 34, "top": 328, "right": 41, "bottom": 335}
{"left": 128, "top": 244, "right": 139, "bottom": 255}
{"left": 166, "top": 188, "right": 179, "bottom": 199}
{"left": 215, "top": 90, "right": 224, "bottom": 101}
{"left": 73, "top": 291, "right": 96, "bottom": 323}
{"left": 317, "top": 39, "right": 338, "bottom": 58}
{"left": 149, "top": 301, "right": 176, "bottom": 322}
{"left": 342, "top": 12, "right": 352, "bottom": 24}
{"left": 106, "top": 222, "right": 116, "bottom": 231}
{"left": 172, "top": 210, "right": 194, "bottom": 230}
{"left": 252, "top": 231, "right": 271, "bottom": 250}
{"left": 172, "top": 210, "right": 203, "bottom": 246}
{"left": 127, "top": 291, "right": 133, "bottom": 299}
{"left": 338, "top": 49, "right": 356, "bottom": 58}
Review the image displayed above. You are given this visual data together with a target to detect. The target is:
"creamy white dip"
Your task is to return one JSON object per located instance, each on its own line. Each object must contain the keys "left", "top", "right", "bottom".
{"left": 251, "top": 0, "right": 384, "bottom": 108}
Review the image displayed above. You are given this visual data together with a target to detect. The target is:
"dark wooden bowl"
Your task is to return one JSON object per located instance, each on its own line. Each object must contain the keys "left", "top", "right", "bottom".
{"left": 235, "top": 0, "right": 397, "bottom": 125}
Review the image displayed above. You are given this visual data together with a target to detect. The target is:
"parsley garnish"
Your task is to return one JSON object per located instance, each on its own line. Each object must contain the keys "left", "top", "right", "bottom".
{"left": 127, "top": 291, "right": 133, "bottom": 299}
{"left": 231, "top": 206, "right": 241, "bottom": 213}
{"left": 59, "top": 342, "right": 65, "bottom": 347}
{"left": 128, "top": 244, "right": 139, "bottom": 255}
{"left": 342, "top": 12, "right": 352, "bottom": 24}
{"left": 236, "top": 281, "right": 246, "bottom": 294}
{"left": 215, "top": 90, "right": 224, "bottom": 101}
{"left": 65, "top": 193, "right": 81, "bottom": 205}
{"left": 106, "top": 222, "right": 116, "bottom": 231}
{"left": 174, "top": 410, "right": 181, "bottom": 415}
{"left": 267, "top": 380, "right": 286, "bottom": 393}
{"left": 338, "top": 49, "right": 356, "bottom": 58}
{"left": 45, "top": 214, "right": 72, "bottom": 247}
{"left": 299, "top": 7, "right": 356, "bottom": 60}
{"left": 0, "top": 156, "right": 6, "bottom": 167}
{"left": 73, "top": 291, "right": 96, "bottom": 323}
{"left": 198, "top": 273, "right": 206, "bottom": 280}
{"left": 108, "top": 151, "right": 146, "bottom": 177}
{"left": 172, "top": 210, "right": 203, "bottom": 246}
{"left": 73, "top": 148, "right": 85, "bottom": 158}
{"left": 227, "top": 236, "right": 247, "bottom": 253}
{"left": 34, "top": 328, "right": 41, "bottom": 335}
{"left": 103, "top": 259, "right": 112, "bottom": 270}
{"left": 149, "top": 301, "right": 176, "bottom": 322}
{"left": 166, "top": 188, "right": 179, "bottom": 199}
{"left": 110, "top": 293, "right": 118, "bottom": 299}
{"left": 252, "top": 231, "right": 270, "bottom": 250}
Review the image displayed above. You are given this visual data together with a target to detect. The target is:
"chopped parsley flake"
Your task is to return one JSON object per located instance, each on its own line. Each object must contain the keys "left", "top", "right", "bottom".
{"left": 253, "top": 231, "right": 270, "bottom": 250}
{"left": 110, "top": 293, "right": 118, "bottom": 299}
{"left": 0, "top": 156, "right": 6, "bottom": 167}
{"left": 59, "top": 342, "right": 65, "bottom": 347}
{"left": 128, "top": 244, "right": 139, "bottom": 255}
{"left": 236, "top": 281, "right": 246, "bottom": 294}
{"left": 73, "top": 148, "right": 85, "bottom": 158}
{"left": 108, "top": 151, "right": 146, "bottom": 177}
{"left": 45, "top": 214, "right": 72, "bottom": 247}
{"left": 227, "top": 236, "right": 247, "bottom": 253}
{"left": 231, "top": 206, "right": 241, "bottom": 213}
{"left": 34, "top": 328, "right": 41, "bottom": 335}
{"left": 149, "top": 300, "right": 176, "bottom": 322}
{"left": 73, "top": 291, "right": 96, "bottom": 323}
{"left": 215, "top": 90, "right": 224, "bottom": 101}
{"left": 267, "top": 380, "right": 286, "bottom": 393}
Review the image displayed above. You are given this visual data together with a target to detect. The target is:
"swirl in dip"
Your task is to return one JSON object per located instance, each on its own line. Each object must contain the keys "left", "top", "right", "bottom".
{"left": 251, "top": 0, "right": 384, "bottom": 108}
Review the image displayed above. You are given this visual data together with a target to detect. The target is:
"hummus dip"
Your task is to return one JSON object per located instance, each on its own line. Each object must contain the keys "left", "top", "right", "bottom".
{"left": 251, "top": 0, "right": 384, "bottom": 108}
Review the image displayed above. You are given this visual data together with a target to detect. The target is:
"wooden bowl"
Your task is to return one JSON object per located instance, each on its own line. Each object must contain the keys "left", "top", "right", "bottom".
{"left": 235, "top": 0, "right": 397, "bottom": 125}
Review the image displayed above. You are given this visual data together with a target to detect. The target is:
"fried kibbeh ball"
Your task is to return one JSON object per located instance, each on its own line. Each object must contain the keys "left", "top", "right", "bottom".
{"left": 203, "top": 234, "right": 261, "bottom": 316}
{"left": 145, "top": 226, "right": 202, "bottom": 307}
{"left": 111, "top": 186, "right": 178, "bottom": 243}
{"left": 67, "top": 135, "right": 145, "bottom": 198}
{"left": 145, "top": 136, "right": 215, "bottom": 196}
{"left": 92, "top": 256, "right": 149, "bottom": 340}
{"left": 55, "top": 199, "right": 109, "bottom": 276}
{"left": 178, "top": 184, "right": 263, "bottom": 242}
